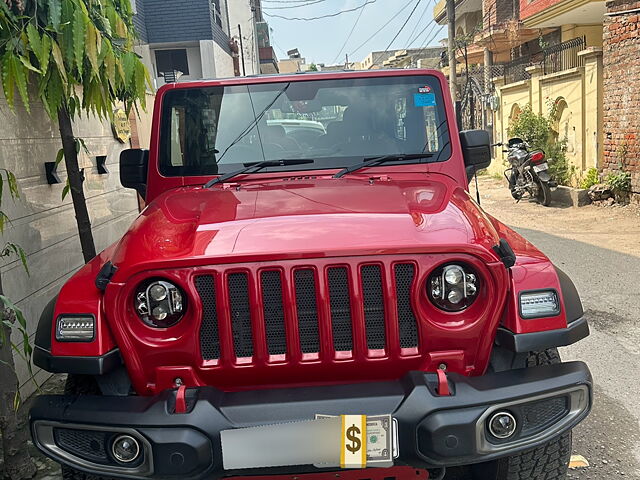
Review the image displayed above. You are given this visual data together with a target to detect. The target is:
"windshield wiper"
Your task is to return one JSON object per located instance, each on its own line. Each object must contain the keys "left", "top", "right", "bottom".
{"left": 333, "top": 153, "right": 435, "bottom": 179}
{"left": 204, "top": 159, "right": 315, "bottom": 187}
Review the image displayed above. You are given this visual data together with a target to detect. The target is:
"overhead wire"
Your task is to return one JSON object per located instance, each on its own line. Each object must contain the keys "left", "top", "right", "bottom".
{"left": 262, "top": 0, "right": 329, "bottom": 9}
{"left": 263, "top": 0, "right": 376, "bottom": 20}
{"left": 330, "top": 0, "right": 369, "bottom": 65}
{"left": 347, "top": 0, "right": 416, "bottom": 58}
{"left": 402, "top": 0, "right": 431, "bottom": 47}
{"left": 371, "top": 0, "right": 423, "bottom": 66}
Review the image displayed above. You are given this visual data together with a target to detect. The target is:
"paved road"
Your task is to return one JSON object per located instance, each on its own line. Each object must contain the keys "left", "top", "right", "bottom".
{"left": 471, "top": 177, "right": 640, "bottom": 479}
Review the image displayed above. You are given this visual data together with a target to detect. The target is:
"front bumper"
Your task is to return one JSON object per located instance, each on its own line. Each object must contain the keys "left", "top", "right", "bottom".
{"left": 30, "top": 361, "right": 592, "bottom": 479}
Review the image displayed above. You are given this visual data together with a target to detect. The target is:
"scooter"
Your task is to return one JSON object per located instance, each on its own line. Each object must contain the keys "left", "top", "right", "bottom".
{"left": 496, "top": 138, "right": 554, "bottom": 206}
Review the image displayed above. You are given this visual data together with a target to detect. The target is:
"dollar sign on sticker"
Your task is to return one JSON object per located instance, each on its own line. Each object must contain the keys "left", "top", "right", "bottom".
{"left": 345, "top": 424, "right": 361, "bottom": 453}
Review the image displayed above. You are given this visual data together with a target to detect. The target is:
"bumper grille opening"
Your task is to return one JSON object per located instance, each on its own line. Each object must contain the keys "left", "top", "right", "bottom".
{"left": 521, "top": 396, "right": 569, "bottom": 436}
{"left": 54, "top": 428, "right": 110, "bottom": 464}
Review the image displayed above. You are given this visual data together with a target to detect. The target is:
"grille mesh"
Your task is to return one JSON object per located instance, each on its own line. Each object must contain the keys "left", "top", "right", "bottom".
{"left": 228, "top": 272, "right": 254, "bottom": 358}
{"left": 294, "top": 269, "right": 320, "bottom": 354}
{"left": 361, "top": 265, "right": 386, "bottom": 350}
{"left": 54, "top": 428, "right": 109, "bottom": 464}
{"left": 328, "top": 267, "right": 353, "bottom": 352}
{"left": 521, "top": 396, "right": 569, "bottom": 435}
{"left": 196, "top": 275, "right": 220, "bottom": 360}
{"left": 395, "top": 263, "right": 419, "bottom": 348}
{"left": 261, "top": 270, "right": 287, "bottom": 355}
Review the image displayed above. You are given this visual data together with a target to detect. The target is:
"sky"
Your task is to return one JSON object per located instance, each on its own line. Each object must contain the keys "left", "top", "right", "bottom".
{"left": 263, "top": 0, "right": 447, "bottom": 66}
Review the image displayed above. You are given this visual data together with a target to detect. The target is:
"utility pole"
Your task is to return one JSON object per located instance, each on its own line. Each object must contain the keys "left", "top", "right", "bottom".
{"left": 238, "top": 24, "right": 246, "bottom": 76}
{"left": 345, "top": 53, "right": 349, "bottom": 69}
{"left": 446, "top": 0, "right": 457, "bottom": 105}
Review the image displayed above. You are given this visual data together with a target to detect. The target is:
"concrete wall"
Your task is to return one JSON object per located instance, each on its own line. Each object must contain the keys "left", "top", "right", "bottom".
{"left": 561, "top": 24, "right": 604, "bottom": 46}
{"left": 490, "top": 49, "right": 603, "bottom": 181}
{"left": 0, "top": 93, "right": 150, "bottom": 396}
{"left": 213, "top": 42, "right": 236, "bottom": 78}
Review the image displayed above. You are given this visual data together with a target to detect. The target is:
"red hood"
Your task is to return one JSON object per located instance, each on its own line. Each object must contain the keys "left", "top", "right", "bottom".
{"left": 111, "top": 173, "right": 502, "bottom": 279}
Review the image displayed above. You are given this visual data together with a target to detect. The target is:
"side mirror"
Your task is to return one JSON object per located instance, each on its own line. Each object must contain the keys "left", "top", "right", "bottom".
{"left": 120, "top": 149, "right": 149, "bottom": 199}
{"left": 459, "top": 129, "right": 491, "bottom": 181}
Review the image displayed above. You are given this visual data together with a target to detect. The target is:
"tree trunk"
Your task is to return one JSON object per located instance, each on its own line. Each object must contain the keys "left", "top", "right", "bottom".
{"left": 0, "top": 275, "right": 37, "bottom": 480}
{"left": 57, "top": 106, "right": 97, "bottom": 264}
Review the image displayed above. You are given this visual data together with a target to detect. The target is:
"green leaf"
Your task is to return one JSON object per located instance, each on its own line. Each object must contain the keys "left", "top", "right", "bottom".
{"left": 85, "top": 24, "right": 99, "bottom": 74}
{"left": 6, "top": 170, "right": 19, "bottom": 199}
{"left": 19, "top": 55, "right": 41, "bottom": 74}
{"left": 0, "top": 211, "right": 8, "bottom": 233}
{"left": 50, "top": 41, "right": 67, "bottom": 84}
{"left": 1, "top": 52, "right": 16, "bottom": 110}
{"left": 72, "top": 7, "right": 86, "bottom": 75}
{"left": 5, "top": 243, "right": 29, "bottom": 275}
{"left": 122, "top": 52, "right": 135, "bottom": 88}
{"left": 49, "top": 0, "right": 62, "bottom": 29}
{"left": 26, "top": 23, "right": 43, "bottom": 64}
{"left": 11, "top": 56, "right": 30, "bottom": 112}
{"left": 55, "top": 147, "right": 64, "bottom": 166}
{"left": 40, "top": 34, "right": 51, "bottom": 76}
{"left": 62, "top": 178, "right": 70, "bottom": 200}
{"left": 77, "top": 137, "right": 90, "bottom": 155}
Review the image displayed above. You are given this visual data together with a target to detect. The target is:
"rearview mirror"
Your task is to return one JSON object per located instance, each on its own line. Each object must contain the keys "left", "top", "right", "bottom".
{"left": 459, "top": 130, "right": 491, "bottom": 181}
{"left": 120, "top": 149, "right": 149, "bottom": 199}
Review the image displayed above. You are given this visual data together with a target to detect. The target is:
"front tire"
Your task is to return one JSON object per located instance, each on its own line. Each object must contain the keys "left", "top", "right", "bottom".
{"left": 472, "top": 349, "right": 572, "bottom": 480}
{"left": 61, "top": 375, "right": 113, "bottom": 480}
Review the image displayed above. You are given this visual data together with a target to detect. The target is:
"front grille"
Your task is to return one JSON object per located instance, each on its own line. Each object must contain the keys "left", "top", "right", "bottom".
{"left": 196, "top": 261, "right": 419, "bottom": 362}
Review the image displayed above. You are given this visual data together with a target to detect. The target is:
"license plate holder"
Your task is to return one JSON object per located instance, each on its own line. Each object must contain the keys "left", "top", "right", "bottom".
{"left": 533, "top": 162, "right": 549, "bottom": 172}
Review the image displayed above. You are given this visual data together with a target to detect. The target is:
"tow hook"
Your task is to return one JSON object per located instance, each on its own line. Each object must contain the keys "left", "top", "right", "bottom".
{"left": 436, "top": 369, "right": 451, "bottom": 396}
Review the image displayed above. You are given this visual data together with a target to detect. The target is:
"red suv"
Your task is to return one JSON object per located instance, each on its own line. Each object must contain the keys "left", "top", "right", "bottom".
{"left": 30, "top": 69, "right": 591, "bottom": 480}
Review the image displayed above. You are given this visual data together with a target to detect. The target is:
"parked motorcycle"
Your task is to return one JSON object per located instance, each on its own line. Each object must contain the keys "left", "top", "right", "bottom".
{"left": 497, "top": 137, "right": 554, "bottom": 206}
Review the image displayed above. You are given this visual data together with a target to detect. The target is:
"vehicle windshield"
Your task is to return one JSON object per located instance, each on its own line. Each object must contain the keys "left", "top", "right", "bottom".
{"left": 159, "top": 74, "right": 451, "bottom": 177}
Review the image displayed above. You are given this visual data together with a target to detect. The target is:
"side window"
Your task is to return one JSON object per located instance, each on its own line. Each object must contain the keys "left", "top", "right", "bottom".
{"left": 169, "top": 107, "right": 185, "bottom": 166}
{"left": 155, "top": 50, "right": 189, "bottom": 76}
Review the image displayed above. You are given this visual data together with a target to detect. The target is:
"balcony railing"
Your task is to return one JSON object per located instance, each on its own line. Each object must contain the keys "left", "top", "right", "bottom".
{"left": 503, "top": 56, "right": 533, "bottom": 84}
{"left": 543, "top": 36, "right": 586, "bottom": 75}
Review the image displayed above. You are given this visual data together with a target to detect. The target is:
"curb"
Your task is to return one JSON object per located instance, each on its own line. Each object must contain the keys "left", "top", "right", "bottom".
{"left": 551, "top": 186, "right": 591, "bottom": 207}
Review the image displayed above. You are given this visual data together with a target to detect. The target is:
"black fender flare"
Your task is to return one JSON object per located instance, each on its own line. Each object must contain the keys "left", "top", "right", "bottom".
{"left": 494, "top": 266, "right": 589, "bottom": 353}
{"left": 32, "top": 296, "right": 122, "bottom": 375}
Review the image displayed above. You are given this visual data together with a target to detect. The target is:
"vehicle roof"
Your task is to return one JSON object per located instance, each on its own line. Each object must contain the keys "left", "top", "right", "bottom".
{"left": 157, "top": 68, "right": 446, "bottom": 94}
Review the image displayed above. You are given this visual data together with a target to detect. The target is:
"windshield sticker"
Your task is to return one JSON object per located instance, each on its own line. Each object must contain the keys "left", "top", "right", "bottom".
{"left": 419, "top": 86, "right": 432, "bottom": 93}
{"left": 414, "top": 92, "right": 436, "bottom": 107}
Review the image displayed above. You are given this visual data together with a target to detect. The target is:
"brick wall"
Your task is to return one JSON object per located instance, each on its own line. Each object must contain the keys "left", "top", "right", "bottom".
{"left": 603, "top": 0, "right": 640, "bottom": 194}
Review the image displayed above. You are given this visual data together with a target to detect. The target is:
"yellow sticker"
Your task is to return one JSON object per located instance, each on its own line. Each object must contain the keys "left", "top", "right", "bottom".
{"left": 340, "top": 415, "right": 367, "bottom": 469}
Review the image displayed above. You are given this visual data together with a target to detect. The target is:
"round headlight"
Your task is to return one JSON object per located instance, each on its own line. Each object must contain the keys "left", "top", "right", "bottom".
{"left": 134, "top": 279, "right": 186, "bottom": 328}
{"left": 427, "top": 264, "right": 479, "bottom": 312}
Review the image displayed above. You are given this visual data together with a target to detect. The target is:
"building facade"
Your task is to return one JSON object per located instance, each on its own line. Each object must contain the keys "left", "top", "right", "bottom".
{"left": 132, "top": 0, "right": 278, "bottom": 85}
{"left": 434, "top": 0, "right": 607, "bottom": 183}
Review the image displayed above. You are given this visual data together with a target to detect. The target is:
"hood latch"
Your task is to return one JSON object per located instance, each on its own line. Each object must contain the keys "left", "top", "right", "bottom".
{"left": 492, "top": 239, "right": 516, "bottom": 269}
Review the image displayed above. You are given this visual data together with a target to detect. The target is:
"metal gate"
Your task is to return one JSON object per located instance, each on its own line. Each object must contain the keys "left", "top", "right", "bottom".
{"left": 458, "top": 75, "right": 485, "bottom": 131}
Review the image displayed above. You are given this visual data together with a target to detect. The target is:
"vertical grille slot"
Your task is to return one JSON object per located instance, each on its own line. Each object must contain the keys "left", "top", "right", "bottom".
{"left": 228, "top": 272, "right": 253, "bottom": 358}
{"left": 196, "top": 275, "right": 220, "bottom": 360}
{"left": 361, "top": 265, "right": 386, "bottom": 350}
{"left": 261, "top": 270, "right": 287, "bottom": 355}
{"left": 328, "top": 267, "right": 353, "bottom": 351}
{"left": 294, "top": 269, "right": 320, "bottom": 354}
{"left": 394, "top": 264, "right": 419, "bottom": 349}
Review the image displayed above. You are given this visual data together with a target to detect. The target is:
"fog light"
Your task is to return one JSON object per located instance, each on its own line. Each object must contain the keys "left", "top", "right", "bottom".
{"left": 111, "top": 435, "right": 140, "bottom": 464}
{"left": 520, "top": 290, "right": 560, "bottom": 318}
{"left": 55, "top": 316, "right": 95, "bottom": 342}
{"left": 488, "top": 411, "right": 517, "bottom": 439}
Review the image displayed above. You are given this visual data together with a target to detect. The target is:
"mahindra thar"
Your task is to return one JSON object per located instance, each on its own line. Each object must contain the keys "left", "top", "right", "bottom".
{"left": 30, "top": 69, "right": 592, "bottom": 480}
